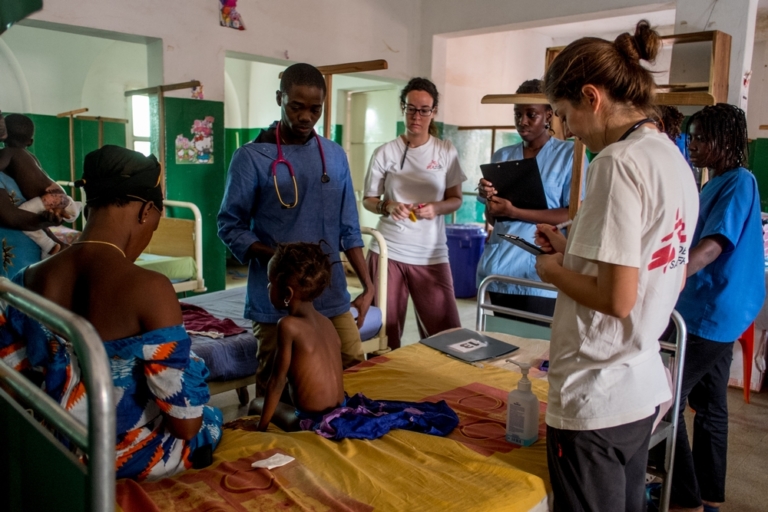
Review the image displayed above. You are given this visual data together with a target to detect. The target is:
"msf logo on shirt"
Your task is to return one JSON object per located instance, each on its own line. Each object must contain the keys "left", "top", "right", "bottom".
{"left": 426, "top": 160, "right": 443, "bottom": 170}
{"left": 648, "top": 209, "right": 687, "bottom": 273}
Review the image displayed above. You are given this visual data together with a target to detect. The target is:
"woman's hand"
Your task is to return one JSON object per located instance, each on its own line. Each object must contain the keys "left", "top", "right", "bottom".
{"left": 535, "top": 252, "right": 564, "bottom": 283}
{"left": 413, "top": 203, "right": 437, "bottom": 220}
{"left": 486, "top": 196, "right": 514, "bottom": 218}
{"left": 535, "top": 223, "right": 567, "bottom": 254}
{"left": 478, "top": 178, "right": 496, "bottom": 199}
{"left": 386, "top": 201, "right": 413, "bottom": 221}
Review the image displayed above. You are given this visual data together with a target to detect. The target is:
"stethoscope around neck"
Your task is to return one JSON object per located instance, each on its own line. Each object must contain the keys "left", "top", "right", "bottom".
{"left": 272, "top": 121, "right": 329, "bottom": 209}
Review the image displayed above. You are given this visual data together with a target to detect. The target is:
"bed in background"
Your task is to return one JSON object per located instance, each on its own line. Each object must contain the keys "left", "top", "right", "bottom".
{"left": 186, "top": 227, "right": 390, "bottom": 406}
{"left": 56, "top": 182, "right": 206, "bottom": 295}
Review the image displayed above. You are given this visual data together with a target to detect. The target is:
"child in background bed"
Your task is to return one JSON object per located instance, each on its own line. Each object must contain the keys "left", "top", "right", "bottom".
{"left": 250, "top": 242, "right": 346, "bottom": 432}
{"left": 0, "top": 114, "right": 80, "bottom": 256}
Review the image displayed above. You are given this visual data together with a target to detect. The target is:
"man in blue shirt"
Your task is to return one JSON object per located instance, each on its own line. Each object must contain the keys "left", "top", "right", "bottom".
{"left": 218, "top": 63, "right": 375, "bottom": 398}
{"left": 672, "top": 104, "right": 765, "bottom": 512}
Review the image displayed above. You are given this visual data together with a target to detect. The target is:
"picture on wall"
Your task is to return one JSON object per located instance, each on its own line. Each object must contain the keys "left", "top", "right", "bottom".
{"left": 176, "top": 117, "right": 214, "bottom": 164}
{"left": 219, "top": 0, "right": 245, "bottom": 30}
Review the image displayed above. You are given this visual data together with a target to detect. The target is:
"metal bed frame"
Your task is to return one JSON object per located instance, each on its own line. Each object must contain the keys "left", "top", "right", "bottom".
{"left": 0, "top": 276, "right": 115, "bottom": 512}
{"left": 476, "top": 275, "right": 687, "bottom": 512}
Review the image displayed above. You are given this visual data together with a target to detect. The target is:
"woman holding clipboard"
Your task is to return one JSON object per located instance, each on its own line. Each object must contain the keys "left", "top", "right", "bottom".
{"left": 476, "top": 79, "right": 581, "bottom": 322}
{"left": 533, "top": 21, "right": 699, "bottom": 511}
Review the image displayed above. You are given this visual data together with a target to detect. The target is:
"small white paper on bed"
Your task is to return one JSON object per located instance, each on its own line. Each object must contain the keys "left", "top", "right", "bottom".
{"left": 251, "top": 453, "right": 295, "bottom": 470}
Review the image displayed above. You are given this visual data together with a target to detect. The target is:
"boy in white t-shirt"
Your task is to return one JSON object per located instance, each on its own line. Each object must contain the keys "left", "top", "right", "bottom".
{"left": 536, "top": 22, "right": 700, "bottom": 512}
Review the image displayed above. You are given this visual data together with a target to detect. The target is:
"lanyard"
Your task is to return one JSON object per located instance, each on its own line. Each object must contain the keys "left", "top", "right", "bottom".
{"left": 271, "top": 122, "right": 329, "bottom": 209}
{"left": 618, "top": 118, "right": 655, "bottom": 142}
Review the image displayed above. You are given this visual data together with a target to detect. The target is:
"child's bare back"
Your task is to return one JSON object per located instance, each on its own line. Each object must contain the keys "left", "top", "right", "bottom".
{"left": 251, "top": 242, "right": 348, "bottom": 432}
{"left": 280, "top": 309, "right": 344, "bottom": 414}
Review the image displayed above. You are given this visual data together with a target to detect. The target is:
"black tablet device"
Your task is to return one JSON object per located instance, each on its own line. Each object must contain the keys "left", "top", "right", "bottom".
{"left": 498, "top": 234, "right": 545, "bottom": 255}
{"left": 480, "top": 158, "right": 548, "bottom": 217}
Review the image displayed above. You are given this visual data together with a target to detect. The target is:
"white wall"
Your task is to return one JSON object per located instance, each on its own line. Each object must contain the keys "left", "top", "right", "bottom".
{"left": 438, "top": 9, "right": 675, "bottom": 127}
{"left": 26, "top": 0, "right": 422, "bottom": 103}
{"left": 748, "top": 9, "right": 768, "bottom": 137}
{"left": 0, "top": 25, "right": 147, "bottom": 117}
{"left": 441, "top": 30, "right": 554, "bottom": 127}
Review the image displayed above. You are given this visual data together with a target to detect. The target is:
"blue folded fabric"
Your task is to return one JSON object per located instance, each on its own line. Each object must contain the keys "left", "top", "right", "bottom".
{"left": 299, "top": 392, "right": 459, "bottom": 440}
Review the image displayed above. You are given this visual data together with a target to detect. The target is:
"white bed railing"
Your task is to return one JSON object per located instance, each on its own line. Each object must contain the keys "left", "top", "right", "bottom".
{"left": 476, "top": 275, "right": 557, "bottom": 331}
{"left": 163, "top": 200, "right": 206, "bottom": 294}
{"left": 360, "top": 227, "right": 389, "bottom": 356}
{"left": 54, "top": 181, "right": 206, "bottom": 294}
{"left": 0, "top": 277, "right": 116, "bottom": 512}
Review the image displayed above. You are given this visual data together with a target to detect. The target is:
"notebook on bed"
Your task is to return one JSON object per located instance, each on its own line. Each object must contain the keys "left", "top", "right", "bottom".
{"left": 420, "top": 329, "right": 518, "bottom": 363}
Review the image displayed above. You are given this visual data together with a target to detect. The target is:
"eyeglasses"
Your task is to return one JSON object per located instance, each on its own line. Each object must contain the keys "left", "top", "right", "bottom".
{"left": 149, "top": 201, "right": 163, "bottom": 214}
{"left": 403, "top": 105, "right": 435, "bottom": 117}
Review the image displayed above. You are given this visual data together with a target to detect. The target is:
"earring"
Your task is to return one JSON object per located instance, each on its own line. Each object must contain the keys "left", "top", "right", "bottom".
{"left": 284, "top": 297, "right": 290, "bottom": 306}
{"left": 545, "top": 122, "right": 551, "bottom": 130}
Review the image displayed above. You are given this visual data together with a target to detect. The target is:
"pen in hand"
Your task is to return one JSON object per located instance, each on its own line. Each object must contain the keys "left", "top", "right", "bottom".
{"left": 554, "top": 219, "right": 573, "bottom": 230}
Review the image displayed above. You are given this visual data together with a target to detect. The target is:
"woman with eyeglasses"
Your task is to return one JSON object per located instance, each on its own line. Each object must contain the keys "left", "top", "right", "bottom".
{"left": 362, "top": 77, "right": 466, "bottom": 349}
{"left": 476, "top": 79, "right": 583, "bottom": 324}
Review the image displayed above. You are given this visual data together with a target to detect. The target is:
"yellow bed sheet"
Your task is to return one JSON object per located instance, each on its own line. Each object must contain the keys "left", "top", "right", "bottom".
{"left": 116, "top": 343, "right": 551, "bottom": 512}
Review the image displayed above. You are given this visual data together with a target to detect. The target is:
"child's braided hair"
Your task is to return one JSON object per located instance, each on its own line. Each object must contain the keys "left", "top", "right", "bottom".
{"left": 269, "top": 242, "right": 332, "bottom": 301}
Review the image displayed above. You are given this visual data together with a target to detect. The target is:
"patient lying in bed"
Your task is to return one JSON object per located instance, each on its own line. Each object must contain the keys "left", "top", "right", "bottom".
{"left": 250, "top": 242, "right": 346, "bottom": 432}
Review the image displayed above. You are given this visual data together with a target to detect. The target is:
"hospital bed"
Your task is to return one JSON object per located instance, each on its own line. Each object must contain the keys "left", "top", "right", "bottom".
{"left": 477, "top": 275, "right": 688, "bottom": 512}
{"left": 0, "top": 276, "right": 116, "bottom": 512}
{"left": 0, "top": 284, "right": 554, "bottom": 510}
{"left": 55, "top": 181, "right": 206, "bottom": 294}
{"left": 185, "top": 226, "right": 390, "bottom": 405}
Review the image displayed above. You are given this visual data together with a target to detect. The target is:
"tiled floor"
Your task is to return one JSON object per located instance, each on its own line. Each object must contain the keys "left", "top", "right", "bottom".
{"left": 216, "top": 266, "right": 768, "bottom": 510}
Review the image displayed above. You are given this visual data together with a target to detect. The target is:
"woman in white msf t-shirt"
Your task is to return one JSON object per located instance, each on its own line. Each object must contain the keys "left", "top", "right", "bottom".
{"left": 362, "top": 78, "right": 466, "bottom": 349}
{"left": 533, "top": 21, "right": 699, "bottom": 512}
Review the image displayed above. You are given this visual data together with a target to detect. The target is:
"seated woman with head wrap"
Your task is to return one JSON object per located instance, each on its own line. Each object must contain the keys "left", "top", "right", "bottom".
{"left": 0, "top": 145, "right": 223, "bottom": 481}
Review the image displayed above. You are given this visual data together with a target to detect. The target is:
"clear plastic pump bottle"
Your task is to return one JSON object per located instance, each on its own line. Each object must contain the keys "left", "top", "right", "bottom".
{"left": 505, "top": 360, "right": 540, "bottom": 447}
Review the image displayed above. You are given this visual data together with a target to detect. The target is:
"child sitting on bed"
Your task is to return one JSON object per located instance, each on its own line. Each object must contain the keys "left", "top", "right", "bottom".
{"left": 250, "top": 242, "right": 346, "bottom": 432}
{"left": 0, "top": 114, "right": 80, "bottom": 256}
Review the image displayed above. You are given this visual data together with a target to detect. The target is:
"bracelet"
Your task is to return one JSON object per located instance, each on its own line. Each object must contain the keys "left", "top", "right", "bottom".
{"left": 376, "top": 200, "right": 390, "bottom": 216}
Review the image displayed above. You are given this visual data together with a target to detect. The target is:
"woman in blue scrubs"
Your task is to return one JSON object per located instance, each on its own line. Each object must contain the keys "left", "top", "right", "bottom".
{"left": 476, "top": 79, "right": 581, "bottom": 320}
{"left": 672, "top": 104, "right": 765, "bottom": 512}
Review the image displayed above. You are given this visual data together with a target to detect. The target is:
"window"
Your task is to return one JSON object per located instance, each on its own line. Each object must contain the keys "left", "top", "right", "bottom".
{"left": 131, "top": 95, "right": 151, "bottom": 155}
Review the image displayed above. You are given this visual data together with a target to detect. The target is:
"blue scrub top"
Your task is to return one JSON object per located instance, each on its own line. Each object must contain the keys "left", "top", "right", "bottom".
{"left": 217, "top": 123, "right": 364, "bottom": 323}
{"left": 676, "top": 168, "right": 765, "bottom": 342}
{"left": 0, "top": 173, "right": 42, "bottom": 278}
{"left": 476, "top": 137, "right": 579, "bottom": 297}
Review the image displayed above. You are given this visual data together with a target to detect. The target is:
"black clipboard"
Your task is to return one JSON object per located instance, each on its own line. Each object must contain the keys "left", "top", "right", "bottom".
{"left": 480, "top": 158, "right": 548, "bottom": 219}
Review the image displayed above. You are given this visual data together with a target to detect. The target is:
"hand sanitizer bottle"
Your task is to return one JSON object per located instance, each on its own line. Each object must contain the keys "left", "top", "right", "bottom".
{"left": 505, "top": 360, "right": 539, "bottom": 447}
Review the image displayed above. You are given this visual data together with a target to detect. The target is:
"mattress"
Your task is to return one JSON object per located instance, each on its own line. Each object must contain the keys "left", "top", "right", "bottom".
{"left": 182, "top": 287, "right": 257, "bottom": 382}
{"left": 115, "top": 341, "right": 551, "bottom": 512}
{"left": 135, "top": 253, "right": 196, "bottom": 283}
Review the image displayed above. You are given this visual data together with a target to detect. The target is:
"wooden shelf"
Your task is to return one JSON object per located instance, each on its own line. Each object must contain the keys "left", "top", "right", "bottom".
{"left": 655, "top": 92, "right": 717, "bottom": 106}
{"left": 456, "top": 125, "right": 516, "bottom": 130}
{"left": 481, "top": 94, "right": 548, "bottom": 105}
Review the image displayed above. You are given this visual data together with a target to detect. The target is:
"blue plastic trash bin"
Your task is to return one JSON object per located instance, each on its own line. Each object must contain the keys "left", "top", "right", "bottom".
{"left": 446, "top": 224, "right": 486, "bottom": 298}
